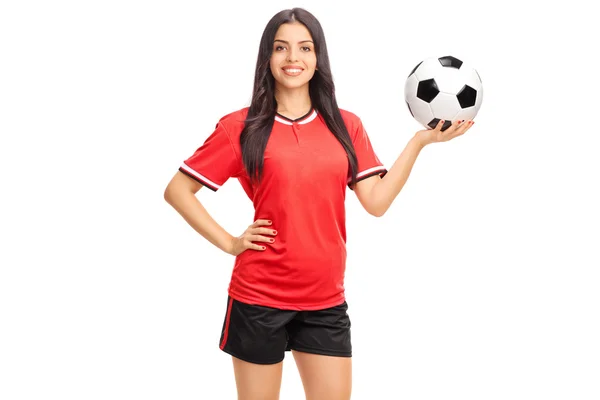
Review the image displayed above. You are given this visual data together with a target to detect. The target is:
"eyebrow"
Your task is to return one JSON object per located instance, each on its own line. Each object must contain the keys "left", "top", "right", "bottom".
{"left": 274, "top": 39, "right": 314, "bottom": 44}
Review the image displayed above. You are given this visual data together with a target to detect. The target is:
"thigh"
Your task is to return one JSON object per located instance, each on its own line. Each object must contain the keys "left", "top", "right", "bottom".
{"left": 232, "top": 357, "right": 284, "bottom": 400}
{"left": 219, "top": 296, "right": 295, "bottom": 364}
{"left": 286, "top": 301, "right": 352, "bottom": 357}
{"left": 292, "top": 350, "right": 352, "bottom": 400}
{"left": 286, "top": 301, "right": 352, "bottom": 399}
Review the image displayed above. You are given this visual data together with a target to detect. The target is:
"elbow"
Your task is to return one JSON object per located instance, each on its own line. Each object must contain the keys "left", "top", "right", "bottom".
{"left": 369, "top": 204, "right": 387, "bottom": 218}
{"left": 364, "top": 195, "right": 387, "bottom": 217}
{"left": 164, "top": 178, "right": 199, "bottom": 207}
{"left": 164, "top": 183, "right": 175, "bottom": 205}
{"left": 370, "top": 209, "right": 386, "bottom": 218}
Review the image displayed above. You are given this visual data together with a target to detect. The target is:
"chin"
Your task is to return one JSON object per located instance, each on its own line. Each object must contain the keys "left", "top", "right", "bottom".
{"left": 282, "top": 82, "right": 310, "bottom": 90}
{"left": 275, "top": 77, "right": 313, "bottom": 91}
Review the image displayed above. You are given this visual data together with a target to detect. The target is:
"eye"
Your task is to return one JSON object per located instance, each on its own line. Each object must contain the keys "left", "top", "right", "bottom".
{"left": 275, "top": 45, "right": 286, "bottom": 51}
{"left": 301, "top": 46, "right": 312, "bottom": 52}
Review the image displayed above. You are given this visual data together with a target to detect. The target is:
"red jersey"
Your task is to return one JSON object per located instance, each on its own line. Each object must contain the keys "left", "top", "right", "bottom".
{"left": 179, "top": 108, "right": 387, "bottom": 310}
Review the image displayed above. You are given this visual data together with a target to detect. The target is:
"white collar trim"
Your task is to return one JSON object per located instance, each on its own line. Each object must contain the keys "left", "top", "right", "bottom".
{"left": 274, "top": 109, "right": 318, "bottom": 125}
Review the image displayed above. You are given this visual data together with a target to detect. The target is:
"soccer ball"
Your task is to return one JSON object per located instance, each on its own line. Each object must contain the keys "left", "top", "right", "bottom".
{"left": 404, "top": 55, "right": 483, "bottom": 131}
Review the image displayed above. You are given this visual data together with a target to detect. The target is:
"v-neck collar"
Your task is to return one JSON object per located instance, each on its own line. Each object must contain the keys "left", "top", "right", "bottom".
{"left": 274, "top": 109, "right": 318, "bottom": 125}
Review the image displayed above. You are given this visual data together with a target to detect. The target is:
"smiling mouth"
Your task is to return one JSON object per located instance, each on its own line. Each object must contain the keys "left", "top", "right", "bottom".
{"left": 282, "top": 68, "right": 303, "bottom": 76}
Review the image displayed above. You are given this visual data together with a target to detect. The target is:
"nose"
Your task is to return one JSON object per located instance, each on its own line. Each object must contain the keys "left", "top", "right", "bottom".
{"left": 286, "top": 48, "right": 298, "bottom": 62}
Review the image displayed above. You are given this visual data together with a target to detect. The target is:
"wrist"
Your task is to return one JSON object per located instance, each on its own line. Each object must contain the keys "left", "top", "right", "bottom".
{"left": 221, "top": 233, "right": 236, "bottom": 255}
{"left": 410, "top": 134, "right": 427, "bottom": 150}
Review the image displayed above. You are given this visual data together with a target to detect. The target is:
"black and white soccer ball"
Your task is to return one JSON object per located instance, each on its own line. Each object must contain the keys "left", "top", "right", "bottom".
{"left": 404, "top": 55, "right": 483, "bottom": 131}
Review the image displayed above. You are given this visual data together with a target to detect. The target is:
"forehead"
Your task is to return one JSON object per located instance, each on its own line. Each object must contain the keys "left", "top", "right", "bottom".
{"left": 274, "top": 22, "right": 313, "bottom": 41}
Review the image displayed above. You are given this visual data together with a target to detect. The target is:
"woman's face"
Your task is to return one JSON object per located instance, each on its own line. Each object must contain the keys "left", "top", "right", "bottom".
{"left": 269, "top": 22, "right": 317, "bottom": 92}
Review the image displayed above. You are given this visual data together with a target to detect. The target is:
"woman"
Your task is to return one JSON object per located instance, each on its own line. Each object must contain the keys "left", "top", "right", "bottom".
{"left": 164, "top": 7, "right": 473, "bottom": 400}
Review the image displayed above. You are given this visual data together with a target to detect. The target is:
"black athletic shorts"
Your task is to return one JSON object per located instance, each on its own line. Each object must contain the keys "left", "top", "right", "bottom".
{"left": 218, "top": 296, "right": 352, "bottom": 365}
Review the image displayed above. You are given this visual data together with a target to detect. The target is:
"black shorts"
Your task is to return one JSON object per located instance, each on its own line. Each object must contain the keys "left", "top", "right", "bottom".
{"left": 218, "top": 296, "right": 352, "bottom": 365}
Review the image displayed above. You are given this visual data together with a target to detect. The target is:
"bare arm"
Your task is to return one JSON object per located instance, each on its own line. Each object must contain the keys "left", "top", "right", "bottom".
{"left": 354, "top": 119, "right": 474, "bottom": 217}
{"left": 164, "top": 171, "right": 236, "bottom": 254}
{"left": 164, "top": 171, "right": 276, "bottom": 255}
{"left": 354, "top": 136, "right": 423, "bottom": 217}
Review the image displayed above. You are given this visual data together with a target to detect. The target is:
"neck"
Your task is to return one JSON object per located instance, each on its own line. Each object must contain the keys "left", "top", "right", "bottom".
{"left": 274, "top": 85, "right": 312, "bottom": 119}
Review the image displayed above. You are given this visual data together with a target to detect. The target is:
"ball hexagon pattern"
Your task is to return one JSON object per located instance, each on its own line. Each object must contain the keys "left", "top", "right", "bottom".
{"left": 404, "top": 56, "right": 483, "bottom": 131}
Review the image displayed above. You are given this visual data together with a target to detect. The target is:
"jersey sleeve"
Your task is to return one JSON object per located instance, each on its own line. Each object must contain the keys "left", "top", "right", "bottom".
{"left": 178, "top": 121, "right": 241, "bottom": 191}
{"left": 348, "top": 117, "right": 387, "bottom": 188}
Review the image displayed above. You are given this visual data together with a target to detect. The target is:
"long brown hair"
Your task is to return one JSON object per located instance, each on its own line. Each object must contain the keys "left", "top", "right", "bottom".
{"left": 240, "top": 8, "right": 359, "bottom": 187}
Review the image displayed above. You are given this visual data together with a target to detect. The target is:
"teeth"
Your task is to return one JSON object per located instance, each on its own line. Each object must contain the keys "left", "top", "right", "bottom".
{"left": 284, "top": 69, "right": 302, "bottom": 73}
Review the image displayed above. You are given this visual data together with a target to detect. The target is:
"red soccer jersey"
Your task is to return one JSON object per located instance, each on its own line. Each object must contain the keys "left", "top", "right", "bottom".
{"left": 179, "top": 107, "right": 387, "bottom": 310}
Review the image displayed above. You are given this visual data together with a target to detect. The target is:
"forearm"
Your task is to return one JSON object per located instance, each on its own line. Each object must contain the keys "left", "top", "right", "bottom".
{"left": 165, "top": 188, "right": 234, "bottom": 255}
{"left": 371, "top": 135, "right": 425, "bottom": 215}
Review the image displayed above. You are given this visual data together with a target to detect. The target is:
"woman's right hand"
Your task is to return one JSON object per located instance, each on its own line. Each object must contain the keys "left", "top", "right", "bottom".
{"left": 228, "top": 219, "right": 277, "bottom": 256}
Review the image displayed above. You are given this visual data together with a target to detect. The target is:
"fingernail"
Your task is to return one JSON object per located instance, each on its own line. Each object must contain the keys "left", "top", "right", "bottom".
{"left": 273, "top": 230, "right": 277, "bottom": 234}
{"left": 269, "top": 239, "right": 274, "bottom": 242}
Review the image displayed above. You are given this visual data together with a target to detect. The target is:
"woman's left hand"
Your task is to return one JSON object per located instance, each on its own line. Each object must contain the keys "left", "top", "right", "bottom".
{"left": 414, "top": 119, "right": 474, "bottom": 148}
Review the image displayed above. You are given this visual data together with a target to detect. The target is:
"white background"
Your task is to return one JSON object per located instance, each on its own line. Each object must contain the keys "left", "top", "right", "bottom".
{"left": 1, "top": 0, "right": 599, "bottom": 399}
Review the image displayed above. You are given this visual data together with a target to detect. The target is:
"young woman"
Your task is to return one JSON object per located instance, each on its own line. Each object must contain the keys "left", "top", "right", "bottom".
{"left": 164, "top": 7, "right": 473, "bottom": 400}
